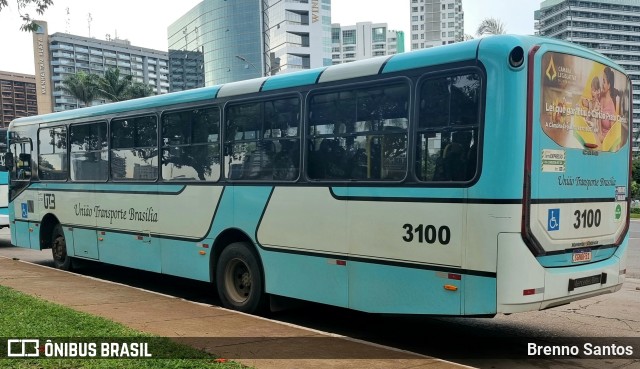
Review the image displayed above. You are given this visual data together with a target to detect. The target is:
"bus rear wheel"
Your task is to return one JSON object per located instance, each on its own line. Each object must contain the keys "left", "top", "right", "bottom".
{"left": 216, "top": 242, "right": 265, "bottom": 314}
{"left": 51, "top": 224, "right": 71, "bottom": 270}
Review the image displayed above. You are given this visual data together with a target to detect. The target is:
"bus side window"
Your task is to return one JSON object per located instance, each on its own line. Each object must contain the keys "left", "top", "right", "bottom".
{"left": 417, "top": 72, "right": 481, "bottom": 183}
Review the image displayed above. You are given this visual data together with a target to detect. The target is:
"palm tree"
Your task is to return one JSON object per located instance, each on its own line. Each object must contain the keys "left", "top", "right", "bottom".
{"left": 60, "top": 72, "right": 99, "bottom": 107}
{"left": 476, "top": 18, "right": 506, "bottom": 37}
{"left": 96, "top": 68, "right": 132, "bottom": 102}
{"left": 126, "top": 81, "right": 154, "bottom": 100}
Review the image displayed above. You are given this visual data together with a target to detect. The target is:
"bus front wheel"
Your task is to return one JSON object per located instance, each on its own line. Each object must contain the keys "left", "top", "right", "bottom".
{"left": 216, "top": 242, "right": 265, "bottom": 314}
{"left": 51, "top": 224, "right": 71, "bottom": 270}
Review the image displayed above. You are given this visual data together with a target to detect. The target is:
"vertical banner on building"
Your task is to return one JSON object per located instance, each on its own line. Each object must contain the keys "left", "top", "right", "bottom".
{"left": 32, "top": 21, "right": 53, "bottom": 115}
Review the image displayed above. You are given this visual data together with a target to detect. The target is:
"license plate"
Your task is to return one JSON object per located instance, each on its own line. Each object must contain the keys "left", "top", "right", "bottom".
{"left": 572, "top": 250, "right": 592, "bottom": 263}
{"left": 568, "top": 273, "right": 606, "bottom": 291}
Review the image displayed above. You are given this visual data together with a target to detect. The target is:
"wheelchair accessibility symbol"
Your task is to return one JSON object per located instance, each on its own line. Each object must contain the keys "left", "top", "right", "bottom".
{"left": 548, "top": 208, "right": 560, "bottom": 231}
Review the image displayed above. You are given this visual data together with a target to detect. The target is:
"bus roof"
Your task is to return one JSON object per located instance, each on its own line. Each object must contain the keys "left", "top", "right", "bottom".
{"left": 9, "top": 34, "right": 623, "bottom": 128}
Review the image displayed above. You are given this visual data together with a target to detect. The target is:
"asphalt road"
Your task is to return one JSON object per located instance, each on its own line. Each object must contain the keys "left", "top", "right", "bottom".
{"left": 1, "top": 226, "right": 639, "bottom": 369}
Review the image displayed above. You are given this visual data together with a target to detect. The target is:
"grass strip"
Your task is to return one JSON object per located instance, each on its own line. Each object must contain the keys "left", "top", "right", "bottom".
{"left": 0, "top": 285, "right": 246, "bottom": 368}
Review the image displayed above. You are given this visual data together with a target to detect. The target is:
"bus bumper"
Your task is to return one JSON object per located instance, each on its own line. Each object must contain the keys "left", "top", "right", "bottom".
{"left": 0, "top": 213, "right": 9, "bottom": 228}
{"left": 496, "top": 233, "right": 626, "bottom": 314}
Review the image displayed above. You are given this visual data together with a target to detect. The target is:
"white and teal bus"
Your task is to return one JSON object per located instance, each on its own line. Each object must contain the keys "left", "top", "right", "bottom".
{"left": 0, "top": 128, "right": 9, "bottom": 228}
{"left": 8, "top": 35, "right": 631, "bottom": 315}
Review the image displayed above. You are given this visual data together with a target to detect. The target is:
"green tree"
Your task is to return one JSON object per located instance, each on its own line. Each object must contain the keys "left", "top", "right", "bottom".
{"left": 96, "top": 68, "right": 132, "bottom": 102}
{"left": 0, "top": 0, "right": 53, "bottom": 31}
{"left": 632, "top": 158, "right": 640, "bottom": 185}
{"left": 632, "top": 181, "right": 639, "bottom": 199}
{"left": 60, "top": 72, "right": 99, "bottom": 107}
{"left": 126, "top": 81, "right": 154, "bottom": 100}
{"left": 476, "top": 17, "right": 506, "bottom": 37}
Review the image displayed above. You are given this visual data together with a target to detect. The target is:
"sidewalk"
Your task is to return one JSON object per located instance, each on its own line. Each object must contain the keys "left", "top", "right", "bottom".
{"left": 0, "top": 257, "right": 470, "bottom": 369}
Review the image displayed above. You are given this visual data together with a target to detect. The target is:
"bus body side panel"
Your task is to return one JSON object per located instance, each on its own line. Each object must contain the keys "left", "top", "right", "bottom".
{"left": 348, "top": 261, "right": 461, "bottom": 314}
{"left": 160, "top": 238, "right": 213, "bottom": 282}
{"left": 158, "top": 185, "right": 223, "bottom": 281}
{"left": 257, "top": 187, "right": 349, "bottom": 308}
{"left": 344, "top": 190, "right": 464, "bottom": 314}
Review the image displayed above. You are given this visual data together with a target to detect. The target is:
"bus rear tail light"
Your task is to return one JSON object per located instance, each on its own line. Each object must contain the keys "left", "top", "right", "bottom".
{"left": 523, "top": 287, "right": 544, "bottom": 296}
{"left": 444, "top": 285, "right": 458, "bottom": 291}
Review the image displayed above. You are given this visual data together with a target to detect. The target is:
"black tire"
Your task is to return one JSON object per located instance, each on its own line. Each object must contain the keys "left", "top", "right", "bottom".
{"left": 216, "top": 242, "right": 266, "bottom": 314}
{"left": 51, "top": 224, "right": 72, "bottom": 271}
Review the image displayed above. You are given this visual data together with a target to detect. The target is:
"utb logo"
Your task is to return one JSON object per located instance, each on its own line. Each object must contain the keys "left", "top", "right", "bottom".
{"left": 546, "top": 56, "right": 557, "bottom": 81}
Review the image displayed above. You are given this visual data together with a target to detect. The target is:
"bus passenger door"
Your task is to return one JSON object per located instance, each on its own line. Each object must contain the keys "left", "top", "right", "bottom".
{"left": 8, "top": 135, "right": 34, "bottom": 248}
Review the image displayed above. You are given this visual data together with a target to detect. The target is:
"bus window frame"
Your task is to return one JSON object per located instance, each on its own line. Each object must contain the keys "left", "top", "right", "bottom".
{"left": 109, "top": 113, "right": 160, "bottom": 183}
{"left": 222, "top": 92, "right": 303, "bottom": 183}
{"left": 37, "top": 125, "right": 69, "bottom": 182}
{"left": 304, "top": 76, "right": 412, "bottom": 184}
{"left": 159, "top": 104, "right": 222, "bottom": 183}
{"left": 9, "top": 136, "right": 33, "bottom": 183}
{"left": 68, "top": 120, "right": 110, "bottom": 183}
{"left": 414, "top": 66, "right": 486, "bottom": 187}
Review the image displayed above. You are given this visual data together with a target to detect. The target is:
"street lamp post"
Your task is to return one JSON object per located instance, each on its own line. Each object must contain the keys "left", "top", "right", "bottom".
{"left": 235, "top": 55, "right": 261, "bottom": 73}
{"left": 235, "top": 55, "right": 281, "bottom": 76}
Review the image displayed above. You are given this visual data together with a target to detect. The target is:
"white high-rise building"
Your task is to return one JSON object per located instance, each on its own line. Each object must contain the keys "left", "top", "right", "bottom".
{"left": 535, "top": 0, "right": 640, "bottom": 153}
{"left": 409, "top": 0, "right": 464, "bottom": 50}
{"left": 265, "top": 0, "right": 333, "bottom": 74}
{"left": 168, "top": 0, "right": 332, "bottom": 86}
{"left": 330, "top": 22, "right": 405, "bottom": 65}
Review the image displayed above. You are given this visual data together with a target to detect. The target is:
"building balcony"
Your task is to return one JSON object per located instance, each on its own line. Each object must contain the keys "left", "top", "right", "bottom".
{"left": 52, "top": 52, "right": 75, "bottom": 59}
{"left": 51, "top": 44, "right": 75, "bottom": 51}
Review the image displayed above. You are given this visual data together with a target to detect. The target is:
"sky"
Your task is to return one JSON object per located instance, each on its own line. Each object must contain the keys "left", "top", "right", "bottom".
{"left": 0, "top": 0, "right": 542, "bottom": 75}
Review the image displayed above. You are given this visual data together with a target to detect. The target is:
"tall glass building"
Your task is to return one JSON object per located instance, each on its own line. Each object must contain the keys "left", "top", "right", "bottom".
{"left": 535, "top": 0, "right": 640, "bottom": 153}
{"left": 168, "top": 0, "right": 269, "bottom": 86}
